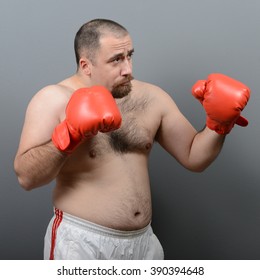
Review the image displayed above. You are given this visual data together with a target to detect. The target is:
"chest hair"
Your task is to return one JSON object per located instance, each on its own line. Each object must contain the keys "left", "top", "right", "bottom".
{"left": 108, "top": 95, "right": 152, "bottom": 153}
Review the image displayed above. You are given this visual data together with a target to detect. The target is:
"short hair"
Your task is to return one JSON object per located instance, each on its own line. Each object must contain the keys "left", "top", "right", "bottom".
{"left": 74, "top": 19, "right": 129, "bottom": 67}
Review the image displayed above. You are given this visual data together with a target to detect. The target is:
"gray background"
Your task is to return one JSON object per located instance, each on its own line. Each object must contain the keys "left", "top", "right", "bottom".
{"left": 0, "top": 0, "right": 259, "bottom": 260}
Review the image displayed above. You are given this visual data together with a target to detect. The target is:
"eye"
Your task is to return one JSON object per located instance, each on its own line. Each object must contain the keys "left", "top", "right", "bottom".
{"left": 127, "top": 52, "right": 134, "bottom": 60}
{"left": 111, "top": 56, "right": 123, "bottom": 64}
{"left": 115, "top": 57, "right": 122, "bottom": 62}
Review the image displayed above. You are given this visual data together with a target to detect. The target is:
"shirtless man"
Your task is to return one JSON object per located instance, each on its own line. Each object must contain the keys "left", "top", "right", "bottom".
{"left": 14, "top": 19, "right": 250, "bottom": 260}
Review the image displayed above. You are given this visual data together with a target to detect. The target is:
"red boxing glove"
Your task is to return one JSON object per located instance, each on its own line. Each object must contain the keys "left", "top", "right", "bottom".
{"left": 192, "top": 73, "right": 250, "bottom": 134}
{"left": 52, "top": 86, "right": 122, "bottom": 153}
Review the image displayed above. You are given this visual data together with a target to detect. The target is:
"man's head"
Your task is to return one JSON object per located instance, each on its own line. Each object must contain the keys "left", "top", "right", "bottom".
{"left": 74, "top": 19, "right": 129, "bottom": 66}
{"left": 74, "top": 19, "right": 134, "bottom": 98}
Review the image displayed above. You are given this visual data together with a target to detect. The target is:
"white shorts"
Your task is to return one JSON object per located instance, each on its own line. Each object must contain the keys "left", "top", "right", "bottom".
{"left": 44, "top": 208, "right": 164, "bottom": 260}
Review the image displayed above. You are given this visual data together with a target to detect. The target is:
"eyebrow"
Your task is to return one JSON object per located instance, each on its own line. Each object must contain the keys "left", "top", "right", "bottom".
{"left": 107, "top": 48, "right": 135, "bottom": 62}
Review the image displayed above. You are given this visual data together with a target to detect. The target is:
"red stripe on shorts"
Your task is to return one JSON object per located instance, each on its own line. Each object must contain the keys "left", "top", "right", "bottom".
{"left": 49, "top": 208, "right": 63, "bottom": 260}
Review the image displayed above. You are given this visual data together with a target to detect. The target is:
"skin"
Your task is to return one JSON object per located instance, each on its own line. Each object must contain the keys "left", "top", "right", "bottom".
{"left": 14, "top": 33, "right": 225, "bottom": 230}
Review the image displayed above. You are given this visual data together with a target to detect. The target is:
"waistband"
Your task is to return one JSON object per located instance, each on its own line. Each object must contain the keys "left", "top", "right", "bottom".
{"left": 54, "top": 208, "right": 151, "bottom": 239}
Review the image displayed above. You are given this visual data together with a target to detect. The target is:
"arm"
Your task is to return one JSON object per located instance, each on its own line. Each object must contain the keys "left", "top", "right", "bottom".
{"left": 156, "top": 91, "right": 225, "bottom": 172}
{"left": 156, "top": 73, "right": 250, "bottom": 172}
{"left": 14, "top": 141, "right": 68, "bottom": 190}
{"left": 184, "top": 126, "right": 225, "bottom": 171}
{"left": 14, "top": 85, "right": 69, "bottom": 190}
{"left": 14, "top": 86, "right": 122, "bottom": 190}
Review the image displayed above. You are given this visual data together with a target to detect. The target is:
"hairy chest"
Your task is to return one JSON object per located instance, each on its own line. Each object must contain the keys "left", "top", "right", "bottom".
{"left": 89, "top": 94, "right": 159, "bottom": 155}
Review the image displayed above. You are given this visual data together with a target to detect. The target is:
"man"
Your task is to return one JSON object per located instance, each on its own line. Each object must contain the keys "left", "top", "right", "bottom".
{"left": 14, "top": 19, "right": 250, "bottom": 260}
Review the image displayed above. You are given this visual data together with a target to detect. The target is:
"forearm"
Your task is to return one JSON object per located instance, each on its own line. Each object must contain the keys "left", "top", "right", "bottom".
{"left": 14, "top": 141, "right": 68, "bottom": 190}
{"left": 188, "top": 126, "right": 225, "bottom": 172}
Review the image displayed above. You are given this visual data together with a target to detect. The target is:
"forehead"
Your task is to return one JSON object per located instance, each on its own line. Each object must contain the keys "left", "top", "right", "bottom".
{"left": 99, "top": 34, "right": 133, "bottom": 55}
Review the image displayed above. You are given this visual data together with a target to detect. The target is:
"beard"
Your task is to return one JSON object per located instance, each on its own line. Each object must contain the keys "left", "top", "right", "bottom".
{"left": 111, "top": 75, "right": 134, "bottom": 99}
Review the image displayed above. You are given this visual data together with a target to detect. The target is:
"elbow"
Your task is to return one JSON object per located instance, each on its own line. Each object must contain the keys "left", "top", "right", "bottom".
{"left": 184, "top": 156, "right": 215, "bottom": 173}
{"left": 14, "top": 165, "right": 53, "bottom": 191}
{"left": 17, "top": 176, "right": 33, "bottom": 191}
{"left": 17, "top": 175, "right": 35, "bottom": 191}
{"left": 184, "top": 162, "right": 209, "bottom": 173}
{"left": 189, "top": 166, "right": 208, "bottom": 173}
{"left": 16, "top": 175, "right": 49, "bottom": 191}
{"left": 14, "top": 159, "right": 36, "bottom": 191}
{"left": 14, "top": 168, "right": 35, "bottom": 191}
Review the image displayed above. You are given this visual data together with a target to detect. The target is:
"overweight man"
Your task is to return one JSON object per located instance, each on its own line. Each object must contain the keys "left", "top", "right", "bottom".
{"left": 14, "top": 19, "right": 250, "bottom": 260}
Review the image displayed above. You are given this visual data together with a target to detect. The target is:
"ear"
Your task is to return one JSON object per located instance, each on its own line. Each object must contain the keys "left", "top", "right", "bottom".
{"left": 79, "top": 57, "right": 92, "bottom": 76}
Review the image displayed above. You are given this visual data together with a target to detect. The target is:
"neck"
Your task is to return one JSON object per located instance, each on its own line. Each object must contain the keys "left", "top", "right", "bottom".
{"left": 73, "top": 72, "right": 91, "bottom": 87}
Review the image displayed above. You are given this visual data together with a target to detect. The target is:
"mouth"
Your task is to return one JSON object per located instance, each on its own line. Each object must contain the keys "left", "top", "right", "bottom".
{"left": 111, "top": 76, "right": 133, "bottom": 98}
{"left": 120, "top": 80, "right": 131, "bottom": 86}
{"left": 118, "top": 75, "right": 134, "bottom": 86}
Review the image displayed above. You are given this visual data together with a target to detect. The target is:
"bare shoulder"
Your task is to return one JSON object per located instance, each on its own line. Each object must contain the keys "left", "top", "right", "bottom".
{"left": 132, "top": 79, "right": 164, "bottom": 93}
{"left": 132, "top": 79, "right": 179, "bottom": 113}
{"left": 28, "top": 84, "right": 70, "bottom": 108}
{"left": 26, "top": 84, "right": 73, "bottom": 121}
{"left": 16, "top": 84, "right": 73, "bottom": 154}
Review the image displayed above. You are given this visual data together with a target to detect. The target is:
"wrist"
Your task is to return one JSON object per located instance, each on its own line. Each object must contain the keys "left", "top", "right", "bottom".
{"left": 206, "top": 117, "right": 235, "bottom": 135}
{"left": 52, "top": 121, "right": 82, "bottom": 153}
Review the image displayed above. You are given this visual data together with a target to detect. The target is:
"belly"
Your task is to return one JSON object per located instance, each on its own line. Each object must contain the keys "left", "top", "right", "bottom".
{"left": 53, "top": 183, "right": 152, "bottom": 230}
{"left": 53, "top": 154, "right": 152, "bottom": 230}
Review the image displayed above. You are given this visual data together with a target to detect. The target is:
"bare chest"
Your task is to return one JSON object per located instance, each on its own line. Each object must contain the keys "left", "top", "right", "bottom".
{"left": 88, "top": 94, "right": 158, "bottom": 156}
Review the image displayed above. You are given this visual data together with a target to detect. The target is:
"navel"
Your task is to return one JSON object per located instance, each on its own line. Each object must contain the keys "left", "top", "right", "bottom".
{"left": 134, "top": 211, "right": 141, "bottom": 217}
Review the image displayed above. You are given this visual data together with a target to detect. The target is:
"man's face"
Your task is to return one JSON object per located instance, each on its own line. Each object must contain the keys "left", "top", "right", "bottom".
{"left": 90, "top": 34, "right": 134, "bottom": 98}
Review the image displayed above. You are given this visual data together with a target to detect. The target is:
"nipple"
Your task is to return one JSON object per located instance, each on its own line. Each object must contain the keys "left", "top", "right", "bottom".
{"left": 145, "top": 143, "right": 152, "bottom": 150}
{"left": 89, "top": 149, "right": 97, "bottom": 158}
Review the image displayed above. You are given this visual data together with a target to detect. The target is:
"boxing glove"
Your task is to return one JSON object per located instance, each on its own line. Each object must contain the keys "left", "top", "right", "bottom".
{"left": 192, "top": 73, "right": 250, "bottom": 134}
{"left": 52, "top": 86, "right": 122, "bottom": 153}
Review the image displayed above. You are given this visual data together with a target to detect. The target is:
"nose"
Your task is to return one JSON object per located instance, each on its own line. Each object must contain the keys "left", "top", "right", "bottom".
{"left": 121, "top": 58, "right": 132, "bottom": 76}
